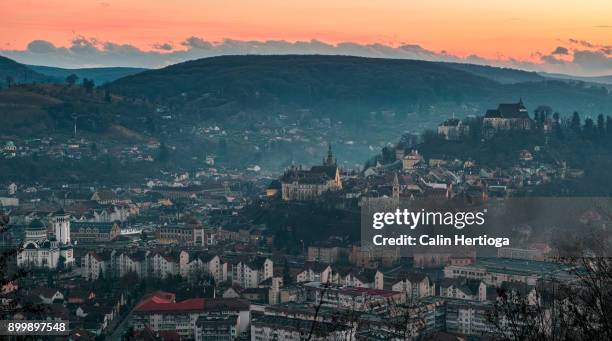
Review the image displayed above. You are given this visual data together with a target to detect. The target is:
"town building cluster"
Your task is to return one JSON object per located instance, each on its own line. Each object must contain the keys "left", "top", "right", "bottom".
{"left": 0, "top": 101, "right": 602, "bottom": 340}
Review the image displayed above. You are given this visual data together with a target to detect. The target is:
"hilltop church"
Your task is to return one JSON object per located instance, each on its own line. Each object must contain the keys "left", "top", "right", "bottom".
{"left": 483, "top": 100, "right": 533, "bottom": 134}
{"left": 280, "top": 144, "right": 342, "bottom": 201}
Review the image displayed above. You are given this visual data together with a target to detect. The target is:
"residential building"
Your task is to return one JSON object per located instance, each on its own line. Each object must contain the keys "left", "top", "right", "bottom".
{"left": 179, "top": 251, "right": 224, "bottom": 283}
{"left": 390, "top": 272, "right": 435, "bottom": 301}
{"left": 156, "top": 218, "right": 214, "bottom": 247}
{"left": 443, "top": 258, "right": 571, "bottom": 286}
{"left": 402, "top": 150, "right": 424, "bottom": 171}
{"left": 117, "top": 251, "right": 148, "bottom": 278}
{"left": 195, "top": 315, "right": 239, "bottom": 341}
{"left": 250, "top": 314, "right": 352, "bottom": 341}
{"left": 82, "top": 251, "right": 111, "bottom": 281}
{"left": 445, "top": 299, "right": 494, "bottom": 336}
{"left": 305, "top": 282, "right": 404, "bottom": 313}
{"left": 229, "top": 257, "right": 273, "bottom": 288}
{"left": 151, "top": 252, "right": 180, "bottom": 279}
{"left": 71, "top": 222, "right": 121, "bottom": 243}
{"left": 307, "top": 241, "right": 346, "bottom": 264}
{"left": 296, "top": 262, "right": 332, "bottom": 283}
{"left": 439, "top": 278, "right": 487, "bottom": 301}
{"left": 132, "top": 293, "right": 250, "bottom": 339}
{"left": 438, "top": 118, "right": 469, "bottom": 140}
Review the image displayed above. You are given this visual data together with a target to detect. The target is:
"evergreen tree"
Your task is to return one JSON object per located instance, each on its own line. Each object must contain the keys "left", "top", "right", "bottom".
{"left": 65, "top": 74, "right": 79, "bottom": 86}
{"left": 571, "top": 112, "right": 581, "bottom": 133}
{"left": 5, "top": 76, "right": 15, "bottom": 88}
{"left": 216, "top": 138, "right": 228, "bottom": 162}
{"left": 583, "top": 118, "right": 595, "bottom": 139}
{"left": 82, "top": 78, "right": 95, "bottom": 93}
{"left": 157, "top": 142, "right": 169, "bottom": 163}
{"left": 282, "top": 258, "right": 293, "bottom": 285}
{"left": 597, "top": 114, "right": 605, "bottom": 136}
{"left": 381, "top": 146, "right": 395, "bottom": 163}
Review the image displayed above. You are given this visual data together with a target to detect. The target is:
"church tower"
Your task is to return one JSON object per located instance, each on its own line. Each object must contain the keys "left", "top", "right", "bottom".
{"left": 53, "top": 209, "right": 71, "bottom": 245}
{"left": 324, "top": 143, "right": 336, "bottom": 166}
{"left": 392, "top": 173, "right": 400, "bottom": 199}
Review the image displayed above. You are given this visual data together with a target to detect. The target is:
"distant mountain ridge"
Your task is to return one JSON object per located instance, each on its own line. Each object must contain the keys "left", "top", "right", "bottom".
{"left": 0, "top": 55, "right": 57, "bottom": 86}
{"left": 106, "top": 55, "right": 612, "bottom": 119}
{"left": 27, "top": 65, "right": 148, "bottom": 85}
{"left": 1, "top": 55, "right": 148, "bottom": 87}
{"left": 538, "top": 72, "right": 612, "bottom": 85}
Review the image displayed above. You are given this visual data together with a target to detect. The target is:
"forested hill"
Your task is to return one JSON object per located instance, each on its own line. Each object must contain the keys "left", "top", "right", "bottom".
{"left": 0, "top": 55, "right": 57, "bottom": 86}
{"left": 106, "top": 55, "right": 612, "bottom": 119}
{"left": 441, "top": 62, "right": 545, "bottom": 84}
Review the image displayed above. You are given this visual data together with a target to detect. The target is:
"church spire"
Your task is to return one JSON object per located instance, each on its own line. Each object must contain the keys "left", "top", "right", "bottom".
{"left": 325, "top": 143, "right": 335, "bottom": 166}
{"left": 392, "top": 172, "right": 400, "bottom": 199}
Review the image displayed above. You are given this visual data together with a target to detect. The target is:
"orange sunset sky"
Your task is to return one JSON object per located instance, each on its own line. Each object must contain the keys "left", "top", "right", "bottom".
{"left": 1, "top": 0, "right": 610, "bottom": 74}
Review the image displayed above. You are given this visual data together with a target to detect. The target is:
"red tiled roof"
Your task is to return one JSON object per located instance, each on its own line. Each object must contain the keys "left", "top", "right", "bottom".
{"left": 134, "top": 296, "right": 204, "bottom": 313}
{"left": 134, "top": 292, "right": 249, "bottom": 314}
{"left": 141, "top": 291, "right": 176, "bottom": 302}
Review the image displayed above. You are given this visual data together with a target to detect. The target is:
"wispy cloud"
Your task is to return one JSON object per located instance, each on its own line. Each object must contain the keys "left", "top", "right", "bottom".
{"left": 551, "top": 46, "right": 569, "bottom": 55}
{"left": 152, "top": 43, "right": 174, "bottom": 51}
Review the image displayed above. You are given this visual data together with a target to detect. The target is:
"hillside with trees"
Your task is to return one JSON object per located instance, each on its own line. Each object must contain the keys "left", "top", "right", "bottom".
{"left": 373, "top": 110, "right": 612, "bottom": 196}
{"left": 0, "top": 56, "right": 57, "bottom": 87}
{"left": 106, "top": 55, "right": 612, "bottom": 122}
